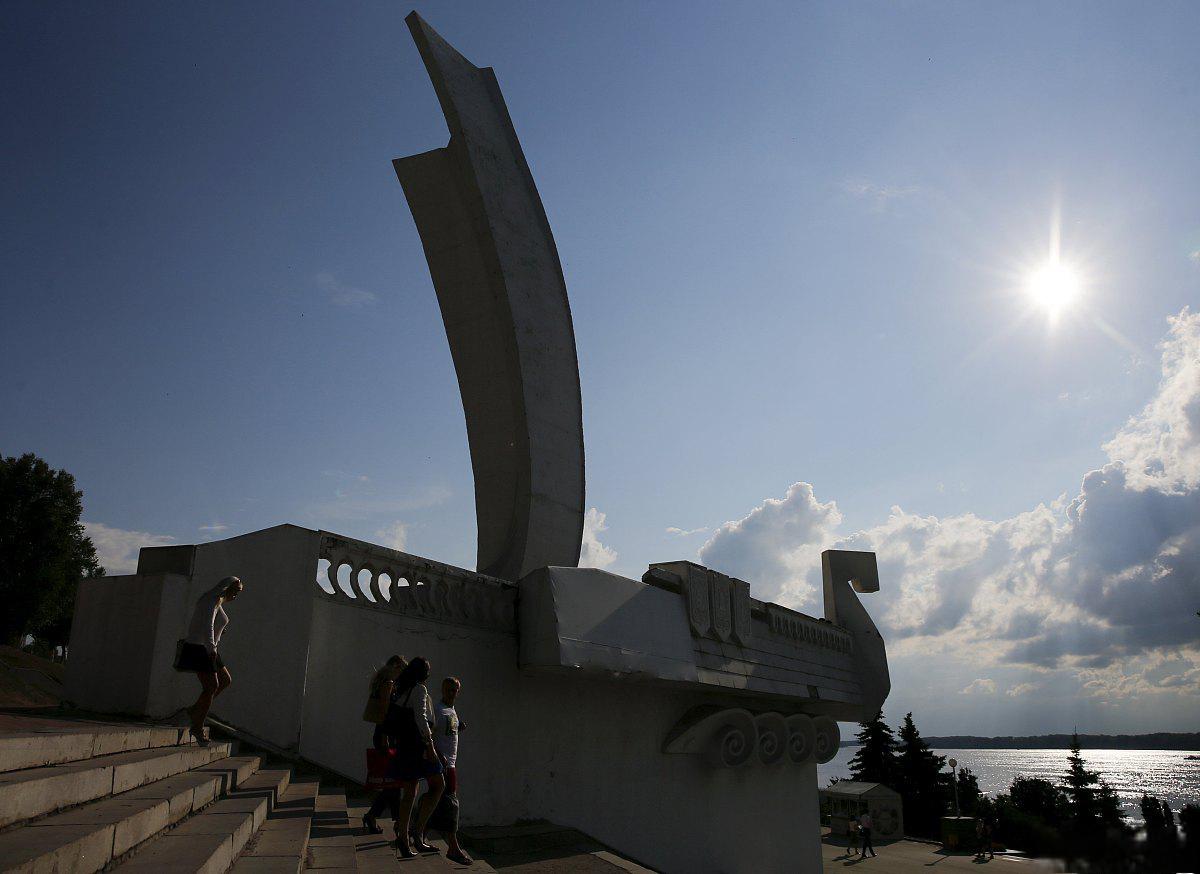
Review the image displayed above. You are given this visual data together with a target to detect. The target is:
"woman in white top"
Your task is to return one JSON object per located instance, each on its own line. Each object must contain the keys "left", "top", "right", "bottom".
{"left": 175, "top": 576, "right": 243, "bottom": 745}
{"left": 384, "top": 656, "right": 445, "bottom": 858}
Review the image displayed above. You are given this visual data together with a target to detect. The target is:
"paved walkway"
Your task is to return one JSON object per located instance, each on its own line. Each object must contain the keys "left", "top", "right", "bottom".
{"left": 822, "top": 833, "right": 1061, "bottom": 872}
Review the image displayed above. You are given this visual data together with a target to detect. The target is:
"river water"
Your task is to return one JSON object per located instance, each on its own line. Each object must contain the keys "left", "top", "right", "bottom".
{"left": 819, "top": 746, "right": 1200, "bottom": 822}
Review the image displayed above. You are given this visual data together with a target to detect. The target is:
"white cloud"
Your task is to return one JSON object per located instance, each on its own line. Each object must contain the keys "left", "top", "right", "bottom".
{"left": 699, "top": 482, "right": 842, "bottom": 605}
{"left": 316, "top": 272, "right": 378, "bottom": 309}
{"left": 199, "top": 523, "right": 229, "bottom": 534}
{"left": 695, "top": 309, "right": 1200, "bottom": 711}
{"left": 1101, "top": 307, "right": 1200, "bottom": 491}
{"left": 579, "top": 507, "right": 618, "bottom": 570}
{"left": 84, "top": 522, "right": 176, "bottom": 575}
{"left": 959, "top": 678, "right": 996, "bottom": 695}
{"left": 841, "top": 177, "right": 919, "bottom": 212}
{"left": 1006, "top": 682, "right": 1040, "bottom": 698}
{"left": 375, "top": 521, "right": 409, "bottom": 552}
{"left": 666, "top": 526, "right": 709, "bottom": 537}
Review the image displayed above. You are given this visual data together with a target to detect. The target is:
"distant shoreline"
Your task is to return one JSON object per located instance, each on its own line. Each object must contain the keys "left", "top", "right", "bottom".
{"left": 838, "top": 732, "right": 1200, "bottom": 751}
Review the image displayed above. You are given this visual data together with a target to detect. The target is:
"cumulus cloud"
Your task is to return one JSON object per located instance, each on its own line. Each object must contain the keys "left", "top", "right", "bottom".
{"left": 666, "top": 526, "right": 709, "bottom": 537}
{"left": 699, "top": 482, "right": 841, "bottom": 605}
{"left": 1101, "top": 308, "right": 1200, "bottom": 491}
{"left": 697, "top": 309, "right": 1200, "bottom": 706}
{"left": 375, "top": 521, "right": 409, "bottom": 552}
{"left": 1006, "top": 682, "right": 1040, "bottom": 698}
{"left": 579, "top": 507, "right": 618, "bottom": 570}
{"left": 316, "top": 272, "right": 378, "bottom": 309}
{"left": 84, "top": 522, "right": 176, "bottom": 575}
{"left": 960, "top": 678, "right": 996, "bottom": 695}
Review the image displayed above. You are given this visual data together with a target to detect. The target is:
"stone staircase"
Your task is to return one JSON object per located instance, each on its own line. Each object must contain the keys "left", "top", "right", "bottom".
{"left": 0, "top": 714, "right": 660, "bottom": 872}
{"left": 0, "top": 714, "right": 495, "bottom": 873}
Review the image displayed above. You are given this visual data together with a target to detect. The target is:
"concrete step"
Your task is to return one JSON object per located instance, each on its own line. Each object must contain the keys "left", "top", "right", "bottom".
{"left": 346, "top": 801, "right": 493, "bottom": 873}
{"left": 230, "top": 779, "right": 320, "bottom": 874}
{"left": 0, "top": 741, "right": 233, "bottom": 828}
{"left": 193, "top": 755, "right": 264, "bottom": 791}
{"left": 458, "top": 822, "right": 653, "bottom": 872}
{"left": 116, "top": 768, "right": 291, "bottom": 873}
{"left": 0, "top": 757, "right": 250, "bottom": 874}
{"left": 0, "top": 716, "right": 193, "bottom": 773}
{"left": 304, "top": 790, "right": 357, "bottom": 871}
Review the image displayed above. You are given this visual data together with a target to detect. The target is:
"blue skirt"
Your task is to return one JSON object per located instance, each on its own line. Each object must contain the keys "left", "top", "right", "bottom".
{"left": 387, "top": 749, "right": 444, "bottom": 781}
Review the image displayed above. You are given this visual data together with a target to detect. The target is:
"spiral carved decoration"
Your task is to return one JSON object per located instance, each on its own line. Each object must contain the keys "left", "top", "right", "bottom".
{"left": 785, "top": 713, "right": 816, "bottom": 764}
{"left": 663, "top": 706, "right": 837, "bottom": 769}
{"left": 754, "top": 712, "right": 788, "bottom": 766}
{"left": 812, "top": 715, "right": 841, "bottom": 764}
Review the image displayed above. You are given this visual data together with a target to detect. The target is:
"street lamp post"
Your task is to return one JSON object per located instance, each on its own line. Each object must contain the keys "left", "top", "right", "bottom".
{"left": 949, "top": 757, "right": 961, "bottom": 817}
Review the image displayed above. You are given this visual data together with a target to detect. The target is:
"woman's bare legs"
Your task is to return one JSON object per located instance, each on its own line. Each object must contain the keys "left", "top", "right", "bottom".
{"left": 215, "top": 666, "right": 232, "bottom": 697}
{"left": 413, "top": 772, "right": 445, "bottom": 847}
{"left": 393, "top": 780, "right": 420, "bottom": 853}
{"left": 188, "top": 672, "right": 219, "bottom": 739}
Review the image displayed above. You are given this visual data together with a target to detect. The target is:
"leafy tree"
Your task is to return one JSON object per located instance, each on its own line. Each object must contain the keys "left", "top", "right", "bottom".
{"left": 847, "top": 710, "right": 898, "bottom": 787}
{"left": 1180, "top": 804, "right": 1200, "bottom": 870}
{"left": 993, "top": 777, "right": 1067, "bottom": 858}
{"left": 1141, "top": 794, "right": 1179, "bottom": 870}
{"left": 0, "top": 453, "right": 103, "bottom": 646}
{"left": 1141, "top": 793, "right": 1166, "bottom": 835}
{"left": 1008, "top": 776, "right": 1068, "bottom": 826}
{"left": 895, "top": 712, "right": 949, "bottom": 836}
{"left": 955, "top": 766, "right": 982, "bottom": 815}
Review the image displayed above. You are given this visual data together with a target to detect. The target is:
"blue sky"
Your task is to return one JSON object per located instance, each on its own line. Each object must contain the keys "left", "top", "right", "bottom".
{"left": 3, "top": 1, "right": 1198, "bottom": 734}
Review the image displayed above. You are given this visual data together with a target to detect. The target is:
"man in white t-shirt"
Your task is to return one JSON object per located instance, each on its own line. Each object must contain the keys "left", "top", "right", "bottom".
{"left": 430, "top": 677, "right": 471, "bottom": 865}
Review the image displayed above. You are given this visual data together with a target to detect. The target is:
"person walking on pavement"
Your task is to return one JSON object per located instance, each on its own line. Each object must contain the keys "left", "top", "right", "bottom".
{"left": 859, "top": 810, "right": 877, "bottom": 858}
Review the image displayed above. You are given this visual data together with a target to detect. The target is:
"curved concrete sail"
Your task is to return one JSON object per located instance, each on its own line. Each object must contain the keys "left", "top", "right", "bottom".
{"left": 394, "top": 12, "right": 585, "bottom": 582}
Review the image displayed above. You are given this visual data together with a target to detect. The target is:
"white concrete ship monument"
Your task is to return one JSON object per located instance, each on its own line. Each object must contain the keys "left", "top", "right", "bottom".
{"left": 67, "top": 13, "right": 891, "bottom": 873}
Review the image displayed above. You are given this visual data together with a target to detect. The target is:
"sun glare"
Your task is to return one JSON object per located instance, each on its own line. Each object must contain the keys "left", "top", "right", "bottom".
{"left": 1027, "top": 261, "right": 1081, "bottom": 316}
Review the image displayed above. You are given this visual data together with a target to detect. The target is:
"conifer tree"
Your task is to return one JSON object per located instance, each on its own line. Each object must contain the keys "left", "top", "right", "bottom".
{"left": 895, "top": 712, "right": 949, "bottom": 837}
{"left": 847, "top": 710, "right": 897, "bottom": 787}
{"left": 1061, "top": 733, "right": 1125, "bottom": 839}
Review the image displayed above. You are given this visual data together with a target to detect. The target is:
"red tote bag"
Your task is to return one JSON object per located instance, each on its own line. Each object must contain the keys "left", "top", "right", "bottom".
{"left": 365, "top": 748, "right": 403, "bottom": 790}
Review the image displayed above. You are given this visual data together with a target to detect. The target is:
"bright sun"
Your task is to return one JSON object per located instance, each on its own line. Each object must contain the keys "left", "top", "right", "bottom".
{"left": 1027, "top": 261, "right": 1081, "bottom": 315}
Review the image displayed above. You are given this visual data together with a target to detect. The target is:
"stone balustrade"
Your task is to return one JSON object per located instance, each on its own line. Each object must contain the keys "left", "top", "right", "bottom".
{"left": 316, "top": 531, "right": 516, "bottom": 632}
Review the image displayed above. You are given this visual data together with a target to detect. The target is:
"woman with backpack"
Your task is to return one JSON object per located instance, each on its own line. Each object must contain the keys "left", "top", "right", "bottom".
{"left": 384, "top": 656, "right": 445, "bottom": 857}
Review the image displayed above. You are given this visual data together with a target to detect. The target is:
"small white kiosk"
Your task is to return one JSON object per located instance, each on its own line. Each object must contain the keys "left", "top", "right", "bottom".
{"left": 821, "top": 781, "right": 904, "bottom": 841}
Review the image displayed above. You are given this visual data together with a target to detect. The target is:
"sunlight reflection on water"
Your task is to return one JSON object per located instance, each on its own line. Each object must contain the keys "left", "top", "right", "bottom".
{"left": 819, "top": 747, "right": 1200, "bottom": 821}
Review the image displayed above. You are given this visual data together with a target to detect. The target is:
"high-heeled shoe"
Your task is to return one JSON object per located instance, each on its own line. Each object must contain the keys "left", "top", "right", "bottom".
{"left": 391, "top": 838, "right": 417, "bottom": 859}
{"left": 189, "top": 726, "right": 209, "bottom": 747}
{"left": 362, "top": 814, "right": 382, "bottom": 834}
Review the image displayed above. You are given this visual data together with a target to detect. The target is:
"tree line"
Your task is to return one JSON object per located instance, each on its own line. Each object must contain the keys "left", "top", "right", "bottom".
{"left": 0, "top": 452, "right": 104, "bottom": 652}
{"left": 842, "top": 710, "right": 1200, "bottom": 872}
{"left": 918, "top": 732, "right": 1200, "bottom": 751}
